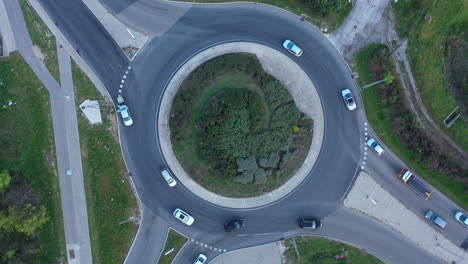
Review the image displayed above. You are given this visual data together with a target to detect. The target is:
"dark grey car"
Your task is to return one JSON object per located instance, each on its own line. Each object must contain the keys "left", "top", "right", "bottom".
{"left": 299, "top": 218, "right": 322, "bottom": 229}
{"left": 224, "top": 218, "right": 244, "bottom": 232}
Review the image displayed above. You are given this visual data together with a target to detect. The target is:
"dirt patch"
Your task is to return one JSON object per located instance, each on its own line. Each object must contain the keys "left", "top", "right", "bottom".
{"left": 32, "top": 45, "right": 46, "bottom": 62}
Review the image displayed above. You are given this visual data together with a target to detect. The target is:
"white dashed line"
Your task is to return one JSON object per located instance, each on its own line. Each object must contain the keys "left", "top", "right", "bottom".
{"left": 123, "top": 75, "right": 127, "bottom": 79}
{"left": 128, "top": 66, "right": 131, "bottom": 70}
{"left": 119, "top": 89, "right": 122, "bottom": 93}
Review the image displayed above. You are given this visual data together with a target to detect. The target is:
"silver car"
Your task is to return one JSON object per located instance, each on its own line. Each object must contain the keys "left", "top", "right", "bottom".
{"left": 454, "top": 211, "right": 468, "bottom": 226}
{"left": 341, "top": 89, "right": 356, "bottom": 110}
{"left": 118, "top": 105, "right": 133, "bottom": 126}
{"left": 366, "top": 138, "right": 384, "bottom": 156}
{"left": 173, "top": 208, "right": 194, "bottom": 226}
{"left": 425, "top": 211, "right": 447, "bottom": 228}
{"left": 283, "top": 40, "right": 303, "bottom": 57}
{"left": 193, "top": 254, "right": 207, "bottom": 264}
{"left": 161, "top": 169, "right": 177, "bottom": 187}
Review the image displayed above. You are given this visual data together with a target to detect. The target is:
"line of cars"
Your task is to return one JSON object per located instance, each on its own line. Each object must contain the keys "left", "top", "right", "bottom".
{"left": 161, "top": 167, "right": 323, "bottom": 263}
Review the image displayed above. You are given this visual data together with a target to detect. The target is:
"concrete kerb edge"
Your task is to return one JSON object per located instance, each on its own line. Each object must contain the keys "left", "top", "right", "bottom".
{"left": 27, "top": 0, "right": 112, "bottom": 101}
{"left": 155, "top": 227, "right": 190, "bottom": 264}
{"left": 126, "top": 36, "right": 152, "bottom": 61}
{"left": 158, "top": 41, "right": 324, "bottom": 209}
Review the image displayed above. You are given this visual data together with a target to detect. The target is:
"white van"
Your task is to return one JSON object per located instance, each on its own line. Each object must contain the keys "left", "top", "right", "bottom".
{"left": 161, "top": 169, "right": 177, "bottom": 187}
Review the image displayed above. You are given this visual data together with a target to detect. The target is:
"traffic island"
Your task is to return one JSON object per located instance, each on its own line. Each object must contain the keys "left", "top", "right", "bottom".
{"left": 158, "top": 42, "right": 324, "bottom": 208}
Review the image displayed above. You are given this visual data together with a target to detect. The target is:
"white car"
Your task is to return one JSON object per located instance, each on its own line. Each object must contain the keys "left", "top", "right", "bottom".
{"left": 282, "top": 40, "right": 303, "bottom": 57}
{"left": 118, "top": 105, "right": 133, "bottom": 126}
{"left": 454, "top": 211, "right": 468, "bottom": 226}
{"left": 341, "top": 89, "right": 356, "bottom": 110}
{"left": 173, "top": 208, "right": 194, "bottom": 225}
{"left": 161, "top": 169, "right": 177, "bottom": 187}
{"left": 366, "top": 138, "right": 384, "bottom": 156}
{"left": 193, "top": 254, "right": 207, "bottom": 264}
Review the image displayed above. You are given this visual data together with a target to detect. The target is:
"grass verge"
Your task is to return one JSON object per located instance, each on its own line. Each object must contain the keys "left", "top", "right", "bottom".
{"left": 158, "top": 229, "right": 188, "bottom": 264}
{"left": 393, "top": 0, "right": 468, "bottom": 149}
{"left": 173, "top": 0, "right": 352, "bottom": 32}
{"left": 354, "top": 43, "right": 468, "bottom": 209}
{"left": 19, "top": 0, "right": 60, "bottom": 83}
{"left": 72, "top": 61, "right": 138, "bottom": 264}
{"left": 284, "top": 236, "right": 382, "bottom": 264}
{"left": 0, "top": 53, "right": 66, "bottom": 263}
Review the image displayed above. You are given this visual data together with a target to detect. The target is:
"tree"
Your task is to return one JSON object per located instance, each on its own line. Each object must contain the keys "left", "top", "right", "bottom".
{"left": 362, "top": 72, "right": 395, "bottom": 89}
{"left": 0, "top": 204, "right": 49, "bottom": 235}
{"left": 0, "top": 170, "right": 11, "bottom": 194}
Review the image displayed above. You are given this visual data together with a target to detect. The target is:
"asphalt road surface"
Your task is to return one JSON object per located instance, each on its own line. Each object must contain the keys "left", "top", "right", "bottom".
{"left": 37, "top": 1, "right": 465, "bottom": 263}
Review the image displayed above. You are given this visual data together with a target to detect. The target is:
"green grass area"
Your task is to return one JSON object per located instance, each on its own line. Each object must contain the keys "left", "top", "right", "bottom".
{"left": 354, "top": 44, "right": 468, "bottom": 210}
{"left": 19, "top": 0, "right": 60, "bottom": 83}
{"left": 174, "top": 0, "right": 352, "bottom": 32}
{"left": 72, "top": 61, "right": 138, "bottom": 264}
{"left": 284, "top": 236, "right": 382, "bottom": 264}
{"left": 158, "top": 229, "right": 188, "bottom": 264}
{"left": 393, "top": 0, "right": 468, "bottom": 150}
{"left": 0, "top": 53, "right": 66, "bottom": 262}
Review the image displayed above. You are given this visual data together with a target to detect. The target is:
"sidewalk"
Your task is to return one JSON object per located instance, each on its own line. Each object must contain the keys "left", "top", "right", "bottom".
{"left": 3, "top": 0, "right": 92, "bottom": 263}
{"left": 211, "top": 242, "right": 284, "bottom": 264}
{"left": 344, "top": 171, "right": 468, "bottom": 264}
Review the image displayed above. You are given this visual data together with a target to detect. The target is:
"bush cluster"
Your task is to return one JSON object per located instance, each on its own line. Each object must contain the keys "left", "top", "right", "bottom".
{"left": 170, "top": 53, "right": 311, "bottom": 187}
{"left": 369, "top": 49, "right": 467, "bottom": 184}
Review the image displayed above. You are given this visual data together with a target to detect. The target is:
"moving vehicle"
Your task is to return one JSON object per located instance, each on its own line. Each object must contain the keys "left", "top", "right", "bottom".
{"left": 173, "top": 208, "right": 194, "bottom": 225}
{"left": 366, "top": 138, "right": 384, "bottom": 156}
{"left": 397, "top": 169, "right": 432, "bottom": 200}
{"left": 341, "top": 89, "right": 356, "bottom": 110}
{"left": 282, "top": 40, "right": 303, "bottom": 57}
{"left": 193, "top": 254, "right": 207, "bottom": 264}
{"left": 116, "top": 95, "right": 133, "bottom": 126}
{"left": 224, "top": 218, "right": 244, "bottom": 232}
{"left": 425, "top": 210, "right": 447, "bottom": 228}
{"left": 454, "top": 211, "right": 468, "bottom": 226}
{"left": 298, "top": 218, "right": 322, "bottom": 229}
{"left": 161, "top": 168, "right": 177, "bottom": 187}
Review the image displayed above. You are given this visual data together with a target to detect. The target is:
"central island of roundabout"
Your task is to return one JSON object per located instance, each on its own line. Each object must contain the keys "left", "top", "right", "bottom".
{"left": 158, "top": 42, "right": 324, "bottom": 208}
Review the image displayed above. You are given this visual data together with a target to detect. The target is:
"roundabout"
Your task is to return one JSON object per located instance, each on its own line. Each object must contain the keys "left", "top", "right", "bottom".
{"left": 158, "top": 42, "right": 324, "bottom": 207}
{"left": 119, "top": 3, "right": 364, "bottom": 261}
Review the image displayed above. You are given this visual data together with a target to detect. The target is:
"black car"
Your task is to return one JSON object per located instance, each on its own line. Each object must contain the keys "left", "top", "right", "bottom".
{"left": 224, "top": 218, "right": 244, "bottom": 232}
{"left": 298, "top": 218, "right": 322, "bottom": 229}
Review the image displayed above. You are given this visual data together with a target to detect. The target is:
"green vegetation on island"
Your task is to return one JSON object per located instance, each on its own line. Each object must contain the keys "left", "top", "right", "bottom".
{"left": 158, "top": 229, "right": 188, "bottom": 264}
{"left": 0, "top": 53, "right": 66, "bottom": 263}
{"left": 355, "top": 44, "right": 468, "bottom": 209}
{"left": 285, "top": 236, "right": 383, "bottom": 264}
{"left": 73, "top": 62, "right": 138, "bottom": 264}
{"left": 393, "top": 0, "right": 468, "bottom": 149}
{"left": 170, "top": 53, "right": 312, "bottom": 197}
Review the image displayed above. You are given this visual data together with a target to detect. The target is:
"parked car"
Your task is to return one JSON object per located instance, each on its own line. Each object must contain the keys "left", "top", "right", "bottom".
{"left": 366, "top": 138, "right": 384, "bottom": 156}
{"left": 118, "top": 105, "right": 133, "bottom": 126}
{"left": 341, "top": 89, "right": 356, "bottom": 110}
{"left": 224, "top": 218, "right": 244, "bottom": 232}
{"left": 161, "top": 168, "right": 177, "bottom": 187}
{"left": 298, "top": 218, "right": 322, "bottom": 229}
{"left": 173, "top": 208, "right": 194, "bottom": 226}
{"left": 282, "top": 40, "right": 303, "bottom": 57}
{"left": 193, "top": 254, "right": 207, "bottom": 264}
{"left": 425, "top": 210, "right": 447, "bottom": 228}
{"left": 454, "top": 211, "right": 468, "bottom": 226}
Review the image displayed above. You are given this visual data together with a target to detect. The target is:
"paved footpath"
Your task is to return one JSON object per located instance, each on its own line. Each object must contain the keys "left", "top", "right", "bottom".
{"left": 3, "top": 0, "right": 92, "bottom": 263}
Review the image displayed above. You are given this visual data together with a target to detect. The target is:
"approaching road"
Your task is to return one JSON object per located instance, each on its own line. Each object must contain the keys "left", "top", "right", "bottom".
{"left": 36, "top": 1, "right": 465, "bottom": 263}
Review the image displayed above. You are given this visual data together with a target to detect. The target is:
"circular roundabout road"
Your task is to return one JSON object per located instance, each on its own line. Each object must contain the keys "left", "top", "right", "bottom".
{"left": 119, "top": 2, "right": 363, "bottom": 259}
{"left": 122, "top": 0, "right": 361, "bottom": 256}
